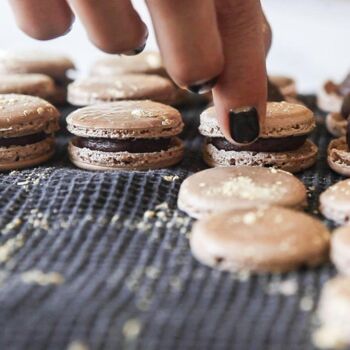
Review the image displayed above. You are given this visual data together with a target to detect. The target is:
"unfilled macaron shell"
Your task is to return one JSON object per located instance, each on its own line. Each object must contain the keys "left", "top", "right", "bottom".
{"left": 327, "top": 136, "right": 350, "bottom": 176}
{"left": 67, "top": 75, "right": 176, "bottom": 106}
{"left": 331, "top": 226, "right": 350, "bottom": 275}
{"left": 66, "top": 100, "right": 184, "bottom": 139}
{"left": 190, "top": 206, "right": 330, "bottom": 273}
{"left": 178, "top": 166, "right": 307, "bottom": 218}
{"left": 0, "top": 94, "right": 60, "bottom": 137}
{"left": 317, "top": 86, "right": 343, "bottom": 113}
{"left": 326, "top": 112, "right": 347, "bottom": 137}
{"left": 320, "top": 179, "right": 350, "bottom": 225}
{"left": 269, "top": 75, "right": 296, "bottom": 97}
{"left": 199, "top": 102, "right": 315, "bottom": 138}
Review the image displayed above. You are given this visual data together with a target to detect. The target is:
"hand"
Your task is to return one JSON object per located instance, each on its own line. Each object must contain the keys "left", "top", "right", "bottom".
{"left": 9, "top": 0, "right": 270, "bottom": 145}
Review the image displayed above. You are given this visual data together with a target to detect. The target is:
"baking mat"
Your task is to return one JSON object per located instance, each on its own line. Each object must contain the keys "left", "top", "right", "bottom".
{"left": 0, "top": 98, "right": 342, "bottom": 350}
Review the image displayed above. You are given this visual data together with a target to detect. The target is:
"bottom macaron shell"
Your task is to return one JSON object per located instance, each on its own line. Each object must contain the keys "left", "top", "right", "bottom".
{"left": 68, "top": 137, "right": 184, "bottom": 170}
{"left": 326, "top": 112, "right": 347, "bottom": 137}
{"left": 0, "top": 137, "right": 55, "bottom": 171}
{"left": 203, "top": 139, "right": 318, "bottom": 173}
{"left": 317, "top": 87, "right": 343, "bottom": 113}
{"left": 328, "top": 137, "right": 350, "bottom": 176}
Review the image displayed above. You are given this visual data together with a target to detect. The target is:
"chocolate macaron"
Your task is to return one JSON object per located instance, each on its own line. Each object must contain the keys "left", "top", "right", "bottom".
{"left": 200, "top": 101, "right": 318, "bottom": 173}
{"left": 67, "top": 100, "right": 184, "bottom": 170}
{"left": 68, "top": 75, "right": 176, "bottom": 106}
{"left": 178, "top": 166, "right": 307, "bottom": 218}
{"left": 190, "top": 206, "right": 330, "bottom": 273}
{"left": 0, "top": 94, "right": 60, "bottom": 170}
{"left": 0, "top": 50, "right": 75, "bottom": 104}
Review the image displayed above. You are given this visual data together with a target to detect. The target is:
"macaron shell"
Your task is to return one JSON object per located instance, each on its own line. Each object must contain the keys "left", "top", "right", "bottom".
{"left": 0, "top": 137, "right": 55, "bottom": 171}
{"left": 190, "top": 206, "right": 330, "bottom": 273}
{"left": 0, "top": 94, "right": 60, "bottom": 137}
{"left": 67, "top": 75, "right": 176, "bottom": 106}
{"left": 320, "top": 179, "right": 350, "bottom": 224}
{"left": 269, "top": 75, "right": 296, "bottom": 97}
{"left": 327, "top": 137, "right": 350, "bottom": 176}
{"left": 0, "top": 50, "right": 74, "bottom": 79}
{"left": 331, "top": 226, "right": 350, "bottom": 275}
{"left": 203, "top": 139, "right": 318, "bottom": 173}
{"left": 90, "top": 52, "right": 166, "bottom": 77}
{"left": 317, "top": 86, "right": 343, "bottom": 113}
{"left": 68, "top": 137, "right": 184, "bottom": 171}
{"left": 66, "top": 100, "right": 183, "bottom": 139}
{"left": 199, "top": 102, "right": 315, "bottom": 138}
{"left": 0, "top": 74, "right": 55, "bottom": 98}
{"left": 178, "top": 166, "right": 307, "bottom": 218}
{"left": 326, "top": 112, "right": 347, "bottom": 137}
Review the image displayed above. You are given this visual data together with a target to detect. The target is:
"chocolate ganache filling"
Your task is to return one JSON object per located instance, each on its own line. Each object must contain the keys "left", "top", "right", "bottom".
{"left": 0, "top": 132, "right": 48, "bottom": 147}
{"left": 73, "top": 137, "right": 173, "bottom": 153}
{"left": 208, "top": 135, "right": 307, "bottom": 152}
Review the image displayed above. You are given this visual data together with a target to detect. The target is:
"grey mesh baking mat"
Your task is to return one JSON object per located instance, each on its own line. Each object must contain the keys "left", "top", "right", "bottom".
{"left": 0, "top": 97, "right": 343, "bottom": 350}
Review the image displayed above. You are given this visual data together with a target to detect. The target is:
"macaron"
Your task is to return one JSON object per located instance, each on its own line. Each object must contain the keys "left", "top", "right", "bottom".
{"left": 327, "top": 136, "right": 350, "bottom": 176}
{"left": 325, "top": 94, "right": 350, "bottom": 137}
{"left": 178, "top": 166, "right": 307, "bottom": 218}
{"left": 90, "top": 51, "right": 166, "bottom": 77}
{"left": 190, "top": 206, "right": 330, "bottom": 273}
{"left": 0, "top": 94, "right": 60, "bottom": 170}
{"left": 0, "top": 74, "right": 55, "bottom": 100}
{"left": 331, "top": 226, "right": 350, "bottom": 275}
{"left": 66, "top": 100, "right": 184, "bottom": 170}
{"left": 67, "top": 75, "right": 176, "bottom": 106}
{"left": 199, "top": 101, "right": 318, "bottom": 173}
{"left": 319, "top": 179, "right": 350, "bottom": 224}
{"left": 269, "top": 75, "right": 297, "bottom": 97}
{"left": 315, "top": 277, "right": 350, "bottom": 349}
{"left": 0, "top": 50, "right": 75, "bottom": 105}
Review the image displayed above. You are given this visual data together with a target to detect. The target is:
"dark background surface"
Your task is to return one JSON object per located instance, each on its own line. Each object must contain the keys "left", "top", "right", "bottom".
{"left": 0, "top": 99, "right": 342, "bottom": 350}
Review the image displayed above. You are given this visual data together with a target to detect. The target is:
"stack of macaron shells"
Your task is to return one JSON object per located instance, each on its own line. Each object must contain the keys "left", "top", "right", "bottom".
{"left": 0, "top": 94, "right": 60, "bottom": 170}
{"left": 199, "top": 101, "right": 318, "bottom": 173}
{"left": 66, "top": 100, "right": 184, "bottom": 170}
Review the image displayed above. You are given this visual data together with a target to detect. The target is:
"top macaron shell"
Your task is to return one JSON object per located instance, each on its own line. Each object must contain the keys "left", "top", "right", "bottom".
{"left": 199, "top": 102, "right": 315, "bottom": 138}
{"left": 90, "top": 52, "right": 165, "bottom": 77}
{"left": 0, "top": 50, "right": 74, "bottom": 79}
{"left": 178, "top": 166, "right": 307, "bottom": 218}
{"left": 0, "top": 94, "right": 60, "bottom": 137}
{"left": 66, "top": 100, "right": 184, "bottom": 139}
{"left": 67, "top": 75, "right": 176, "bottom": 106}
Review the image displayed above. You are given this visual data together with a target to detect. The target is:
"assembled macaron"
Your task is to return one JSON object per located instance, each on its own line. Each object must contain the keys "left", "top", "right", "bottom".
{"left": 190, "top": 206, "right": 330, "bottom": 273}
{"left": 178, "top": 166, "right": 307, "bottom": 218}
{"left": 199, "top": 101, "right": 318, "bottom": 173}
{"left": 0, "top": 94, "right": 60, "bottom": 170}
{"left": 66, "top": 100, "right": 184, "bottom": 170}
{"left": 68, "top": 75, "right": 176, "bottom": 106}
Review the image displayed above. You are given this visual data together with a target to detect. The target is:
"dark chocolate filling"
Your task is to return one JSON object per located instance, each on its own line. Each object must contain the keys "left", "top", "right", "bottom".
{"left": 73, "top": 137, "right": 172, "bottom": 153}
{"left": 0, "top": 132, "right": 48, "bottom": 147}
{"left": 208, "top": 135, "right": 307, "bottom": 152}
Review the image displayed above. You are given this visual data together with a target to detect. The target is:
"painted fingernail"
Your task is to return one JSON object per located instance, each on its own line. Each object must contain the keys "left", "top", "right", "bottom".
{"left": 187, "top": 77, "right": 218, "bottom": 95}
{"left": 122, "top": 43, "right": 146, "bottom": 56}
{"left": 229, "top": 107, "right": 260, "bottom": 144}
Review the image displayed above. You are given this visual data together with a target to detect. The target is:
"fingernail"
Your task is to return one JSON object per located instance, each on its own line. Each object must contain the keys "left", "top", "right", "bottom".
{"left": 122, "top": 43, "right": 146, "bottom": 56}
{"left": 229, "top": 107, "right": 260, "bottom": 144}
{"left": 187, "top": 77, "right": 218, "bottom": 94}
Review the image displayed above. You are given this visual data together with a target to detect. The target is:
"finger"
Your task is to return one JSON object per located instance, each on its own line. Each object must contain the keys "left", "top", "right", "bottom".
{"left": 146, "top": 0, "right": 224, "bottom": 93}
{"left": 9, "top": 0, "right": 74, "bottom": 40}
{"left": 212, "top": 0, "right": 267, "bottom": 144}
{"left": 67, "top": 0, "right": 148, "bottom": 54}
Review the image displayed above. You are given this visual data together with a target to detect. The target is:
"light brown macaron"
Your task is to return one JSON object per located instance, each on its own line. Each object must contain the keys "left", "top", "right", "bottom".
{"left": 327, "top": 136, "right": 350, "bottom": 176}
{"left": 190, "top": 206, "right": 330, "bottom": 273}
{"left": 0, "top": 94, "right": 60, "bottom": 170}
{"left": 67, "top": 75, "right": 176, "bottom": 106}
{"left": 319, "top": 179, "right": 350, "bottom": 225}
{"left": 317, "top": 82, "right": 343, "bottom": 113}
{"left": 269, "top": 75, "right": 296, "bottom": 97}
{"left": 0, "top": 74, "right": 55, "bottom": 100}
{"left": 314, "top": 277, "right": 350, "bottom": 349}
{"left": 67, "top": 100, "right": 184, "bottom": 171}
{"left": 326, "top": 112, "right": 347, "bottom": 137}
{"left": 331, "top": 226, "right": 350, "bottom": 275}
{"left": 90, "top": 51, "right": 166, "bottom": 77}
{"left": 178, "top": 166, "right": 307, "bottom": 218}
{"left": 200, "top": 101, "right": 318, "bottom": 173}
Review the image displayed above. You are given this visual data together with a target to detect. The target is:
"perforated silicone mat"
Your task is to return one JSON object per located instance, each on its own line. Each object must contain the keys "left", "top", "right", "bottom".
{"left": 0, "top": 98, "right": 342, "bottom": 350}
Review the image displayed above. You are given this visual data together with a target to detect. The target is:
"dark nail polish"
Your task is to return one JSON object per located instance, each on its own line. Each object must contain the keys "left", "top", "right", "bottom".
{"left": 229, "top": 107, "right": 260, "bottom": 144}
{"left": 187, "top": 77, "right": 218, "bottom": 94}
{"left": 123, "top": 43, "right": 146, "bottom": 56}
